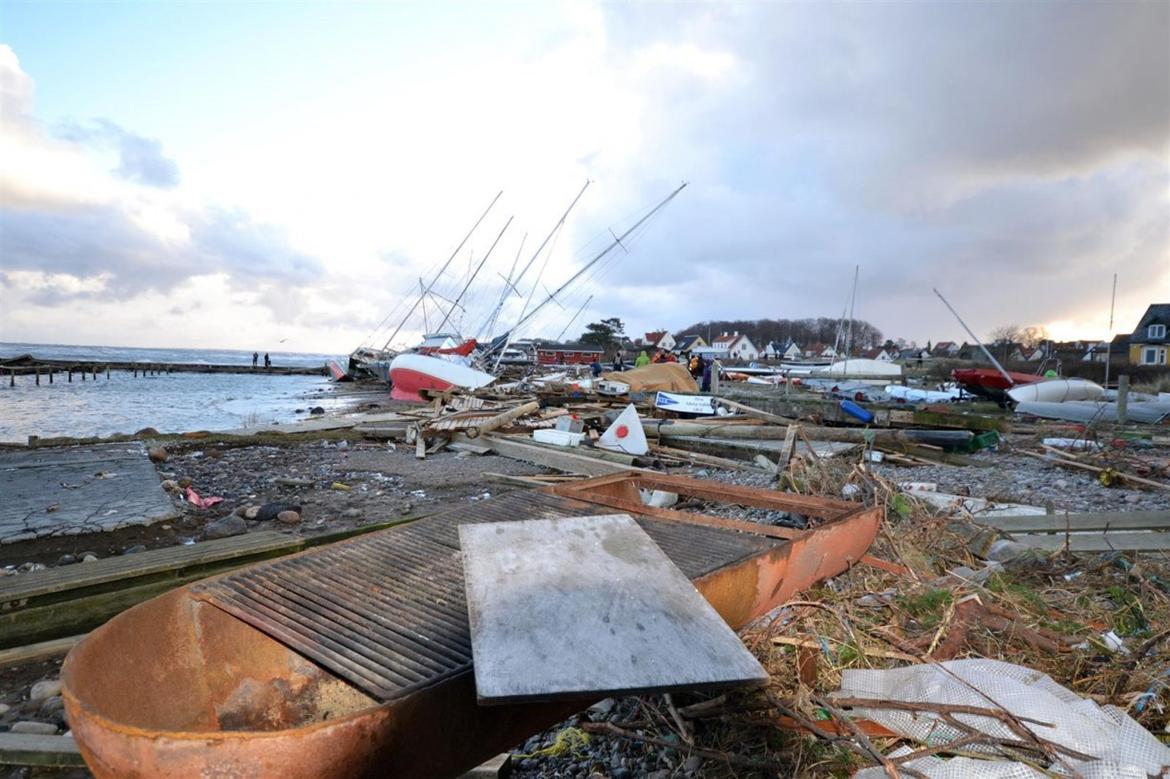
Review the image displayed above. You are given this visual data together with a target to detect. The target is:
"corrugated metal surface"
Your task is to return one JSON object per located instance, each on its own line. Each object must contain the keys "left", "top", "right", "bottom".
{"left": 192, "top": 491, "right": 776, "bottom": 703}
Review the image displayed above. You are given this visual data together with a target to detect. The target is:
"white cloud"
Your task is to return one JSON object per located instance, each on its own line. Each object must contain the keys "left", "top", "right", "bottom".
{"left": 1, "top": 0, "right": 1167, "bottom": 352}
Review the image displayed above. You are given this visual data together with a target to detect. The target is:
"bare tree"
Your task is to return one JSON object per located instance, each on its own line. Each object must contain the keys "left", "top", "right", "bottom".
{"left": 988, "top": 324, "right": 1022, "bottom": 345}
{"left": 1018, "top": 325, "right": 1049, "bottom": 350}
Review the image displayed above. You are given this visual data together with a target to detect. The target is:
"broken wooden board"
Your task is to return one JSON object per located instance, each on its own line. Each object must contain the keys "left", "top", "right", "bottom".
{"left": 0, "top": 733, "right": 84, "bottom": 768}
{"left": 480, "top": 434, "right": 645, "bottom": 476}
{"left": 459, "top": 513, "right": 767, "bottom": 704}
{"left": 970, "top": 509, "right": 1170, "bottom": 552}
{"left": 0, "top": 530, "right": 302, "bottom": 648}
{"left": 976, "top": 510, "right": 1170, "bottom": 534}
{"left": 1012, "top": 532, "right": 1170, "bottom": 553}
{"left": 668, "top": 436, "right": 859, "bottom": 463}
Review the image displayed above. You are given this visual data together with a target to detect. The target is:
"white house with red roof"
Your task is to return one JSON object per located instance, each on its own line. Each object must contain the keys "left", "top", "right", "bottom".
{"left": 710, "top": 332, "right": 760, "bottom": 361}
{"left": 643, "top": 330, "right": 676, "bottom": 352}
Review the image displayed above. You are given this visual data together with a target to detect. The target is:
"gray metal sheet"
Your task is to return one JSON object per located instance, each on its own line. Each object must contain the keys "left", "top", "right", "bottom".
{"left": 460, "top": 513, "right": 768, "bottom": 705}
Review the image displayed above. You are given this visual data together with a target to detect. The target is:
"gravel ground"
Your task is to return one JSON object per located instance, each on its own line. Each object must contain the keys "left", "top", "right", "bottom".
{"left": 511, "top": 699, "right": 709, "bottom": 779}
{"left": 165, "top": 438, "right": 549, "bottom": 538}
{"left": 872, "top": 449, "right": 1169, "bottom": 512}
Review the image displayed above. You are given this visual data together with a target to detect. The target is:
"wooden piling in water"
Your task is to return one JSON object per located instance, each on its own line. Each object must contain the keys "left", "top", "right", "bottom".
{"left": 35, "top": 368, "right": 39, "bottom": 386}
{"left": 48, "top": 371, "right": 53, "bottom": 384}
{"left": 9, "top": 369, "right": 13, "bottom": 387}
{"left": 68, "top": 370, "right": 72, "bottom": 383}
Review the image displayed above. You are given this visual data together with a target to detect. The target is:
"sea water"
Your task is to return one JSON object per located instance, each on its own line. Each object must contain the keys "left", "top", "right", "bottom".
{"left": 0, "top": 343, "right": 353, "bottom": 443}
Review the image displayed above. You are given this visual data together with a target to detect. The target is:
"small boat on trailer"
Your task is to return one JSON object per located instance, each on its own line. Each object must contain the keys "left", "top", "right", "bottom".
{"left": 952, "top": 367, "right": 1044, "bottom": 402}
{"left": 62, "top": 473, "right": 881, "bottom": 778}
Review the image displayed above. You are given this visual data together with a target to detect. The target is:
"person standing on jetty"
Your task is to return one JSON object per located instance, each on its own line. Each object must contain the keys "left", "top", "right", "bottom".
{"left": 252, "top": 352, "right": 258, "bottom": 368}
{"left": 264, "top": 353, "right": 271, "bottom": 369}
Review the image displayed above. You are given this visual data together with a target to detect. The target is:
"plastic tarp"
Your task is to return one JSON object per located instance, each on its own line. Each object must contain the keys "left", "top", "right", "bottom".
{"left": 843, "top": 659, "right": 1170, "bottom": 778}
{"left": 600, "top": 363, "right": 699, "bottom": 393}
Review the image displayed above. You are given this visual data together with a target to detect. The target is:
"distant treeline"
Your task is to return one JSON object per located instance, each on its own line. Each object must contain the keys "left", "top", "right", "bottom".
{"left": 674, "top": 318, "right": 884, "bottom": 351}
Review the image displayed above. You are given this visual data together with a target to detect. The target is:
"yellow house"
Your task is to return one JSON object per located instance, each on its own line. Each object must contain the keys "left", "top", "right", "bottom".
{"left": 1127, "top": 304, "right": 1170, "bottom": 366}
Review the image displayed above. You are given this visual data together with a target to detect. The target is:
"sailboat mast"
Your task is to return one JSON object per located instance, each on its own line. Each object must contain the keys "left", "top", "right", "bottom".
{"left": 933, "top": 288, "right": 1014, "bottom": 385}
{"left": 508, "top": 182, "right": 688, "bottom": 337}
{"left": 478, "top": 233, "right": 527, "bottom": 342}
{"left": 1104, "top": 273, "right": 1117, "bottom": 389}
{"left": 380, "top": 191, "right": 502, "bottom": 351}
{"left": 844, "top": 265, "right": 859, "bottom": 372}
{"left": 557, "top": 294, "right": 594, "bottom": 342}
{"left": 436, "top": 216, "right": 514, "bottom": 335}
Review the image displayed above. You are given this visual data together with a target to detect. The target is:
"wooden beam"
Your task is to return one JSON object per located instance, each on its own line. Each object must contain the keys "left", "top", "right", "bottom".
{"left": 0, "top": 634, "right": 86, "bottom": 666}
{"left": 1016, "top": 532, "right": 1170, "bottom": 553}
{"left": 0, "top": 733, "right": 84, "bottom": 767}
{"left": 0, "top": 531, "right": 301, "bottom": 610}
{"left": 480, "top": 435, "right": 644, "bottom": 476}
{"left": 977, "top": 510, "right": 1170, "bottom": 534}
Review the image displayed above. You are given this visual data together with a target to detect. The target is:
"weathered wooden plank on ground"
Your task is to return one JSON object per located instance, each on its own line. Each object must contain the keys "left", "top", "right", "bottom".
{"left": 0, "top": 634, "right": 85, "bottom": 666}
{"left": 1014, "top": 532, "right": 1170, "bottom": 552}
{"left": 0, "top": 530, "right": 298, "bottom": 607}
{"left": 0, "top": 733, "right": 84, "bottom": 767}
{"left": 460, "top": 513, "right": 767, "bottom": 704}
{"left": 480, "top": 435, "right": 643, "bottom": 476}
{"left": 977, "top": 510, "right": 1170, "bottom": 534}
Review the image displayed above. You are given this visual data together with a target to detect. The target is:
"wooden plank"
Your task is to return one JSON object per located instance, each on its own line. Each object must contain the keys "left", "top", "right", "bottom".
{"left": 0, "top": 733, "right": 84, "bottom": 767}
{"left": 649, "top": 444, "right": 760, "bottom": 472}
{"left": 0, "top": 634, "right": 85, "bottom": 666}
{"left": 482, "top": 472, "right": 548, "bottom": 488}
{"left": 481, "top": 435, "right": 644, "bottom": 476}
{"left": 1016, "top": 532, "right": 1170, "bottom": 553}
{"left": 977, "top": 510, "right": 1170, "bottom": 534}
{"left": 458, "top": 753, "right": 512, "bottom": 778}
{"left": 1015, "top": 449, "right": 1170, "bottom": 491}
{"left": 460, "top": 514, "right": 767, "bottom": 704}
{"left": 0, "top": 531, "right": 300, "bottom": 606}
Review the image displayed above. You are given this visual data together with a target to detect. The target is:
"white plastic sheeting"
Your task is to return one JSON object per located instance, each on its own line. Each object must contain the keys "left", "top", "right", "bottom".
{"left": 843, "top": 660, "right": 1170, "bottom": 778}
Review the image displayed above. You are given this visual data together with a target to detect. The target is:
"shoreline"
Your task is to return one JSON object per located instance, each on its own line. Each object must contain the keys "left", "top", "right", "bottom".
{"left": 0, "top": 372, "right": 388, "bottom": 447}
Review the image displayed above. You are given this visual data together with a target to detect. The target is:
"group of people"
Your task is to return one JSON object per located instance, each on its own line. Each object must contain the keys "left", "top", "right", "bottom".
{"left": 251, "top": 352, "right": 271, "bottom": 369}
{"left": 589, "top": 348, "right": 718, "bottom": 392}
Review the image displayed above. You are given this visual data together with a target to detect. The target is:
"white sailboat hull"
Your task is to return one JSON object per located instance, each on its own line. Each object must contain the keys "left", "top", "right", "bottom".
{"left": 388, "top": 353, "right": 496, "bottom": 401}
{"left": 1007, "top": 378, "right": 1105, "bottom": 404}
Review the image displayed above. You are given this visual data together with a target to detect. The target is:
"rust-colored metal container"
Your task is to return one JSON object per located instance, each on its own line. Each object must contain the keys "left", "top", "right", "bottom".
{"left": 62, "top": 474, "right": 881, "bottom": 778}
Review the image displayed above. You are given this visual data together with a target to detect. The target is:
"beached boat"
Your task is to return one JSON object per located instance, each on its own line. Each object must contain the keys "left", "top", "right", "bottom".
{"left": 952, "top": 368, "right": 1044, "bottom": 401}
{"left": 1006, "top": 377, "right": 1105, "bottom": 404}
{"left": 61, "top": 474, "right": 881, "bottom": 778}
{"left": 388, "top": 353, "right": 496, "bottom": 401}
{"left": 810, "top": 359, "right": 902, "bottom": 385}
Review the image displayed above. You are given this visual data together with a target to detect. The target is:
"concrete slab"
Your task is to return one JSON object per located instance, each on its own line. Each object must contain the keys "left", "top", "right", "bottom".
{"left": 459, "top": 513, "right": 767, "bottom": 704}
{"left": 0, "top": 443, "right": 178, "bottom": 544}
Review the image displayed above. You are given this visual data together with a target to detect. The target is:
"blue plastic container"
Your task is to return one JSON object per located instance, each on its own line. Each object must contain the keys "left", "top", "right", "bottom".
{"left": 839, "top": 399, "right": 874, "bottom": 424}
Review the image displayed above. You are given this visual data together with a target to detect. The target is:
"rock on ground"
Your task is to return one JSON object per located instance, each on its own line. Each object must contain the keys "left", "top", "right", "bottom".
{"left": 203, "top": 515, "right": 247, "bottom": 540}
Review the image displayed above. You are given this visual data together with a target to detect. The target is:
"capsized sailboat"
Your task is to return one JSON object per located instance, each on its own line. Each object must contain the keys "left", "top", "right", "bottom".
{"left": 388, "top": 350, "right": 496, "bottom": 401}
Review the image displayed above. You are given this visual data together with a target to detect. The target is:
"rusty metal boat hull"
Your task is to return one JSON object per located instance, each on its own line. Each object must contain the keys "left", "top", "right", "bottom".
{"left": 62, "top": 475, "right": 881, "bottom": 778}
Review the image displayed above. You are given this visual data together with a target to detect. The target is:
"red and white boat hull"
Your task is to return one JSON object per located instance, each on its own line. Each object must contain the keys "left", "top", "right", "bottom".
{"left": 389, "top": 353, "right": 496, "bottom": 401}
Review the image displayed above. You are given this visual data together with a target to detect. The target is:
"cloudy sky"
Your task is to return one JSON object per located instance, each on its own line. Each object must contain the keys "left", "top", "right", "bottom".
{"left": 1, "top": 1, "right": 1167, "bottom": 353}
